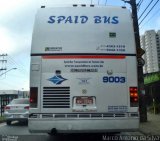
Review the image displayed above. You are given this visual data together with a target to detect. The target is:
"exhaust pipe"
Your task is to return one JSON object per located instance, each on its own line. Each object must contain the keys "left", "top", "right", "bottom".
{"left": 50, "top": 128, "right": 57, "bottom": 135}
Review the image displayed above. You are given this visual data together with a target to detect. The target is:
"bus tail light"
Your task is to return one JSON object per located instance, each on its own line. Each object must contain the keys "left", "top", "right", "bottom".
{"left": 4, "top": 106, "right": 10, "bottom": 110}
{"left": 130, "top": 87, "right": 138, "bottom": 107}
{"left": 24, "top": 106, "right": 30, "bottom": 110}
{"left": 30, "top": 87, "right": 38, "bottom": 108}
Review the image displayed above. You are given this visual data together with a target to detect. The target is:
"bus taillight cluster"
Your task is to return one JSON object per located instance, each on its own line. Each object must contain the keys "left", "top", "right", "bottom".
{"left": 30, "top": 87, "right": 38, "bottom": 108}
{"left": 130, "top": 87, "right": 138, "bottom": 107}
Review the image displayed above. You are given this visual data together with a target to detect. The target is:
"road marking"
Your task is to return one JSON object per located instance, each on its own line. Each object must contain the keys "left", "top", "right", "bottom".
{"left": 0, "top": 123, "right": 6, "bottom": 127}
{"left": 12, "top": 121, "right": 18, "bottom": 124}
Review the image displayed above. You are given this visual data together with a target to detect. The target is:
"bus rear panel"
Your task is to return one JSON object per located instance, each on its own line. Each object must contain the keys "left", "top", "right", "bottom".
{"left": 29, "top": 5, "right": 139, "bottom": 133}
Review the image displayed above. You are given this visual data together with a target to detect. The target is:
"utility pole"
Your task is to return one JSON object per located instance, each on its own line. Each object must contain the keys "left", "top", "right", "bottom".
{"left": 0, "top": 54, "right": 7, "bottom": 73}
{"left": 123, "top": 0, "right": 147, "bottom": 122}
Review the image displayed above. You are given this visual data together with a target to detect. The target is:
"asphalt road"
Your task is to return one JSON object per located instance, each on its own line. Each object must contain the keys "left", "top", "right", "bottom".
{"left": 0, "top": 121, "right": 144, "bottom": 141}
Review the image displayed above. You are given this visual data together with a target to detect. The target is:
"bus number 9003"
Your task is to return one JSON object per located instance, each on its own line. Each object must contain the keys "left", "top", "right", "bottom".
{"left": 103, "top": 76, "right": 125, "bottom": 83}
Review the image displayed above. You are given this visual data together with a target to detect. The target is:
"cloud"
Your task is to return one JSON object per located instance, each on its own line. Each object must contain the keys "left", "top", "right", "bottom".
{"left": 0, "top": 0, "right": 39, "bottom": 56}
{"left": 0, "top": 26, "right": 31, "bottom": 55}
{"left": 0, "top": 27, "right": 17, "bottom": 54}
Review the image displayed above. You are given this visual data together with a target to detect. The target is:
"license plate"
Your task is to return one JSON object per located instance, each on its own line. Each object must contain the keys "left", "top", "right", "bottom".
{"left": 76, "top": 97, "right": 93, "bottom": 105}
{"left": 11, "top": 106, "right": 18, "bottom": 109}
{"left": 13, "top": 115, "right": 20, "bottom": 118}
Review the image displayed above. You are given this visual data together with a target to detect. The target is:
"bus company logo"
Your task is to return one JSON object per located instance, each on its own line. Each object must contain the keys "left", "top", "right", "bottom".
{"left": 48, "top": 75, "right": 67, "bottom": 85}
{"left": 77, "top": 78, "right": 91, "bottom": 85}
{"left": 47, "top": 16, "right": 119, "bottom": 24}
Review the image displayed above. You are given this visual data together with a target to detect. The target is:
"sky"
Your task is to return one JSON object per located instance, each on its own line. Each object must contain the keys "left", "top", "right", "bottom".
{"left": 0, "top": 0, "right": 160, "bottom": 91}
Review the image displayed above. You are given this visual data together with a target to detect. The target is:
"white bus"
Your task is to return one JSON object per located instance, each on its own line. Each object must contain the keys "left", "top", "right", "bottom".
{"left": 29, "top": 5, "right": 139, "bottom": 134}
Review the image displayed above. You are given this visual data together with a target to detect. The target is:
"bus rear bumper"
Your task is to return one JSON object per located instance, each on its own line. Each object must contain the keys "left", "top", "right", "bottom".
{"left": 28, "top": 118, "right": 139, "bottom": 133}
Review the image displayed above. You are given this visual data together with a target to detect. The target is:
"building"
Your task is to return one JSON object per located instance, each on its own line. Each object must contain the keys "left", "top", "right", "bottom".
{"left": 157, "top": 30, "right": 160, "bottom": 68}
{"left": 140, "top": 30, "right": 160, "bottom": 74}
{"left": 0, "top": 90, "right": 29, "bottom": 100}
{"left": 0, "top": 90, "right": 19, "bottom": 105}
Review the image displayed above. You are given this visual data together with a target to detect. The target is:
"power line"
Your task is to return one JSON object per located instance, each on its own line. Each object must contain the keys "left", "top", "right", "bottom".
{"left": 139, "top": 0, "right": 143, "bottom": 5}
{"left": 91, "top": 0, "right": 92, "bottom": 4}
{"left": 137, "top": 0, "right": 144, "bottom": 11}
{"left": 98, "top": 0, "right": 100, "bottom": 5}
{"left": 138, "top": 0, "right": 154, "bottom": 20}
{"left": 139, "top": 0, "right": 160, "bottom": 26}
{"left": 7, "top": 55, "right": 29, "bottom": 75}
{"left": 140, "top": 7, "right": 160, "bottom": 29}
{"left": 105, "top": 0, "right": 107, "bottom": 6}
{"left": 0, "top": 68, "right": 17, "bottom": 77}
{"left": 8, "top": 55, "right": 28, "bottom": 72}
{"left": 0, "top": 54, "right": 7, "bottom": 76}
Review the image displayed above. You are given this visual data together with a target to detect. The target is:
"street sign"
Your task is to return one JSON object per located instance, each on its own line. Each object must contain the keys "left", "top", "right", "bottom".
{"left": 137, "top": 48, "right": 145, "bottom": 58}
{"left": 137, "top": 58, "right": 145, "bottom": 67}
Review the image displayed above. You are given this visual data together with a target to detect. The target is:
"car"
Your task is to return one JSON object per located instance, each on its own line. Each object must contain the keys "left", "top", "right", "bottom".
{"left": 4, "top": 98, "right": 29, "bottom": 125}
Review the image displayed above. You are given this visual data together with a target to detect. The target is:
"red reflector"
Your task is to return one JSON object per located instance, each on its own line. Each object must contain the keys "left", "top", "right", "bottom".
{"left": 134, "top": 98, "right": 138, "bottom": 102}
{"left": 30, "top": 98, "right": 33, "bottom": 103}
{"left": 130, "top": 88, "right": 134, "bottom": 91}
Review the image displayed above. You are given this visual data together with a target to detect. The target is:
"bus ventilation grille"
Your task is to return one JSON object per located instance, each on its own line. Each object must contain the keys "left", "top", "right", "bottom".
{"left": 43, "top": 87, "right": 70, "bottom": 108}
